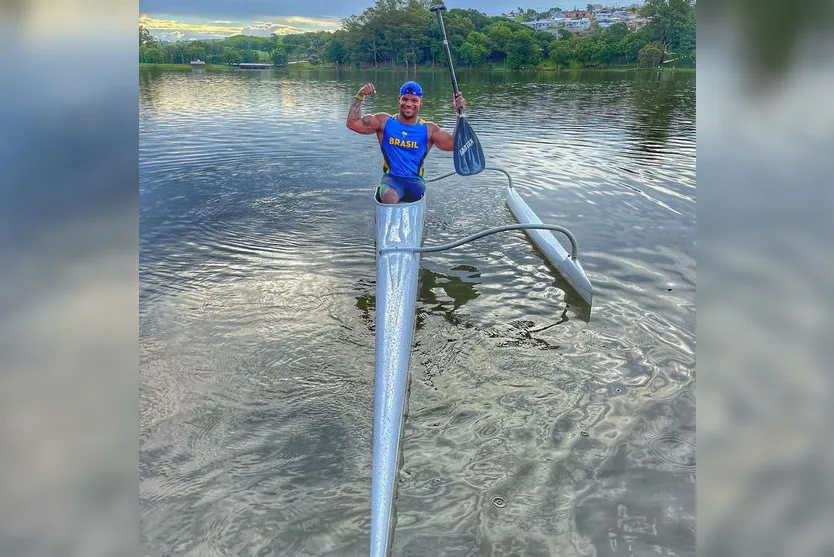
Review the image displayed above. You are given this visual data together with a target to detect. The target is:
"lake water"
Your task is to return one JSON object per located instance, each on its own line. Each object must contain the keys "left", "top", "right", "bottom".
{"left": 140, "top": 67, "right": 695, "bottom": 556}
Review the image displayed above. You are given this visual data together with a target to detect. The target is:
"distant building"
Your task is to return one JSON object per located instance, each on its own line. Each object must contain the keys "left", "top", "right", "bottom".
{"left": 594, "top": 10, "right": 627, "bottom": 28}
{"left": 564, "top": 17, "right": 592, "bottom": 32}
{"left": 519, "top": 6, "right": 648, "bottom": 35}
{"left": 562, "top": 10, "right": 592, "bottom": 19}
{"left": 521, "top": 18, "right": 569, "bottom": 33}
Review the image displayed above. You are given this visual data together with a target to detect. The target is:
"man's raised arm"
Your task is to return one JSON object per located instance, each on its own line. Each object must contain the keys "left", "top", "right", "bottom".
{"left": 346, "top": 83, "right": 382, "bottom": 135}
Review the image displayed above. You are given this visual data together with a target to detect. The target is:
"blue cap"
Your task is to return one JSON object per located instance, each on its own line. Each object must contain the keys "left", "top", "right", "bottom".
{"left": 399, "top": 81, "right": 423, "bottom": 97}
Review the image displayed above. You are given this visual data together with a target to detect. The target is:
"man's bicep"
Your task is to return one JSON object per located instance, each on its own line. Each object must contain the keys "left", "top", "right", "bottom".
{"left": 431, "top": 125, "right": 454, "bottom": 151}
{"left": 350, "top": 114, "right": 380, "bottom": 134}
{"left": 358, "top": 115, "right": 382, "bottom": 133}
{"left": 348, "top": 111, "right": 382, "bottom": 134}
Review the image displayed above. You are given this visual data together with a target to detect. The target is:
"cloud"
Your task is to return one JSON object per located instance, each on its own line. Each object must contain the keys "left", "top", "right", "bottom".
{"left": 137, "top": 0, "right": 365, "bottom": 19}
{"left": 274, "top": 15, "right": 343, "bottom": 30}
{"left": 139, "top": 15, "right": 242, "bottom": 40}
{"left": 139, "top": 14, "right": 342, "bottom": 41}
{"left": 136, "top": 0, "right": 558, "bottom": 20}
{"left": 240, "top": 23, "right": 304, "bottom": 37}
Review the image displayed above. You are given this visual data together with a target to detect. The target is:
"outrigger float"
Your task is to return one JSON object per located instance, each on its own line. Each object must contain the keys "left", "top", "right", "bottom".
{"left": 369, "top": 166, "right": 592, "bottom": 556}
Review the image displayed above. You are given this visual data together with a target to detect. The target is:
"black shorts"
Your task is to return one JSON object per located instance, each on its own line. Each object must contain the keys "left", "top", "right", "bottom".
{"left": 378, "top": 174, "right": 426, "bottom": 202}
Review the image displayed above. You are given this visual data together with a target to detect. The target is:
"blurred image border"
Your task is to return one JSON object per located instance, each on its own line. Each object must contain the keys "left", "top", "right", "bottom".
{"left": 1, "top": 0, "right": 833, "bottom": 554}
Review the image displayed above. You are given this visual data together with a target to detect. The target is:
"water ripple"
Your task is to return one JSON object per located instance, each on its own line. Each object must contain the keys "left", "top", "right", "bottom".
{"left": 141, "top": 68, "right": 695, "bottom": 556}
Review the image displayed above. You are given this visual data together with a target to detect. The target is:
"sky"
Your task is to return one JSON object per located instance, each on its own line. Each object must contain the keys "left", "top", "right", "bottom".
{"left": 139, "top": 0, "right": 639, "bottom": 42}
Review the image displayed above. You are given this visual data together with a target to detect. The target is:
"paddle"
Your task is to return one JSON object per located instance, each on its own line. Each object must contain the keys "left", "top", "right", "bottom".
{"left": 430, "top": 2, "right": 486, "bottom": 176}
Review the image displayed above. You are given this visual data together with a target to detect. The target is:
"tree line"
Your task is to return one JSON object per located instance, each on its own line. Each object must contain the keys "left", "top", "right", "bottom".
{"left": 139, "top": 0, "right": 695, "bottom": 69}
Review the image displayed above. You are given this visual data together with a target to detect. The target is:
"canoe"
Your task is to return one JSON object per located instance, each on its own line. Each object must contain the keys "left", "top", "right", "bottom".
{"left": 367, "top": 171, "right": 592, "bottom": 556}
{"left": 370, "top": 192, "right": 425, "bottom": 557}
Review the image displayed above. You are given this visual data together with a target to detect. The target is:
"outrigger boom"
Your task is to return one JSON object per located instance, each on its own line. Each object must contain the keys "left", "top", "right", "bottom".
{"left": 421, "top": 166, "right": 593, "bottom": 306}
{"left": 370, "top": 167, "right": 592, "bottom": 557}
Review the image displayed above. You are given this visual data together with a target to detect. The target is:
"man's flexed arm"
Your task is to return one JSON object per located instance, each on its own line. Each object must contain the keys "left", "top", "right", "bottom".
{"left": 346, "top": 83, "right": 383, "bottom": 134}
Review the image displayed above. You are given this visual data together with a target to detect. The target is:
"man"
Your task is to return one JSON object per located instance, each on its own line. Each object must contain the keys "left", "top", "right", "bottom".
{"left": 346, "top": 80, "right": 467, "bottom": 204}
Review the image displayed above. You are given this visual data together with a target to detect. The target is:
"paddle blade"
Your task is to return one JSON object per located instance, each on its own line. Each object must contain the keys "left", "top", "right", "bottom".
{"left": 453, "top": 115, "right": 485, "bottom": 176}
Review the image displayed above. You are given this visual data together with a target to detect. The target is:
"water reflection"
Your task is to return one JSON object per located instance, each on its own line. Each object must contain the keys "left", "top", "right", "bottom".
{"left": 416, "top": 265, "right": 482, "bottom": 327}
{"left": 354, "top": 264, "right": 482, "bottom": 330}
{"left": 629, "top": 71, "right": 696, "bottom": 153}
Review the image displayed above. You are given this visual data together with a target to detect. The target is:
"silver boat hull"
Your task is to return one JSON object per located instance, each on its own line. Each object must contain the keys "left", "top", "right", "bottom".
{"left": 370, "top": 195, "right": 425, "bottom": 557}
{"left": 506, "top": 186, "right": 593, "bottom": 305}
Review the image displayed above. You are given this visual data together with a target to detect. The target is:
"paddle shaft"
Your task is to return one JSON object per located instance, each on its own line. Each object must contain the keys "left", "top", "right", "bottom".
{"left": 431, "top": 5, "right": 461, "bottom": 113}
{"left": 431, "top": 2, "right": 486, "bottom": 175}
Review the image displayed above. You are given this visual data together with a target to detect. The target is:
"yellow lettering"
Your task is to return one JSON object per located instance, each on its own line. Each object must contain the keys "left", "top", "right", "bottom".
{"left": 387, "top": 137, "right": 422, "bottom": 149}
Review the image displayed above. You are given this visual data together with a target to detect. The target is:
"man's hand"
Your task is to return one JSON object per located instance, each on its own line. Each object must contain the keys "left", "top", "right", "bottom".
{"left": 454, "top": 91, "right": 466, "bottom": 112}
{"left": 357, "top": 83, "right": 376, "bottom": 98}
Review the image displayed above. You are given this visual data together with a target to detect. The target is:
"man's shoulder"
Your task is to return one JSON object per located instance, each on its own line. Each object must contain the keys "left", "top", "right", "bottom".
{"left": 423, "top": 120, "right": 441, "bottom": 132}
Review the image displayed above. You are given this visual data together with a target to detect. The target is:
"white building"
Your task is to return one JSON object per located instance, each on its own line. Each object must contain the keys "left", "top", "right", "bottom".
{"left": 564, "top": 17, "right": 592, "bottom": 32}
{"left": 521, "top": 18, "right": 570, "bottom": 33}
{"left": 521, "top": 16, "right": 594, "bottom": 34}
{"left": 594, "top": 11, "right": 627, "bottom": 28}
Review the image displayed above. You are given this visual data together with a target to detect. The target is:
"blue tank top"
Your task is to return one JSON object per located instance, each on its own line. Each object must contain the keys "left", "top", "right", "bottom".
{"left": 380, "top": 114, "right": 429, "bottom": 178}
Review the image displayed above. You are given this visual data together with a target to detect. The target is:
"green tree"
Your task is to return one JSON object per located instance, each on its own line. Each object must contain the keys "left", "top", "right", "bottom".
{"left": 485, "top": 22, "right": 514, "bottom": 64}
{"left": 460, "top": 8, "right": 493, "bottom": 32}
{"left": 638, "top": 42, "right": 665, "bottom": 67}
{"left": 596, "top": 23, "right": 629, "bottom": 64}
{"left": 556, "top": 28, "right": 573, "bottom": 41}
{"left": 506, "top": 29, "right": 541, "bottom": 69}
{"left": 435, "top": 9, "right": 475, "bottom": 66}
{"left": 140, "top": 45, "right": 165, "bottom": 63}
{"left": 618, "top": 27, "right": 649, "bottom": 64}
{"left": 282, "top": 33, "right": 312, "bottom": 63}
{"left": 573, "top": 37, "right": 593, "bottom": 65}
{"left": 271, "top": 46, "right": 288, "bottom": 66}
{"left": 375, "top": 0, "right": 430, "bottom": 68}
{"left": 673, "top": 23, "right": 696, "bottom": 65}
{"left": 164, "top": 43, "right": 187, "bottom": 64}
{"left": 223, "top": 34, "right": 274, "bottom": 52}
{"left": 139, "top": 25, "right": 156, "bottom": 47}
{"left": 241, "top": 49, "right": 261, "bottom": 63}
{"left": 515, "top": 7, "right": 539, "bottom": 21}
{"left": 324, "top": 30, "right": 351, "bottom": 66}
{"left": 222, "top": 47, "right": 243, "bottom": 65}
{"left": 639, "top": 0, "right": 695, "bottom": 61}
{"left": 590, "top": 39, "right": 615, "bottom": 65}
{"left": 532, "top": 30, "right": 556, "bottom": 58}
{"left": 604, "top": 22, "right": 630, "bottom": 43}
{"left": 460, "top": 31, "right": 490, "bottom": 66}
{"left": 184, "top": 41, "right": 207, "bottom": 62}
{"left": 548, "top": 37, "right": 576, "bottom": 67}
{"left": 302, "top": 32, "right": 331, "bottom": 64}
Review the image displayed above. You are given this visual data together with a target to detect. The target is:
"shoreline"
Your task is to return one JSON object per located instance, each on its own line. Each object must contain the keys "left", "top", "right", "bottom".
{"left": 140, "top": 63, "right": 695, "bottom": 73}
